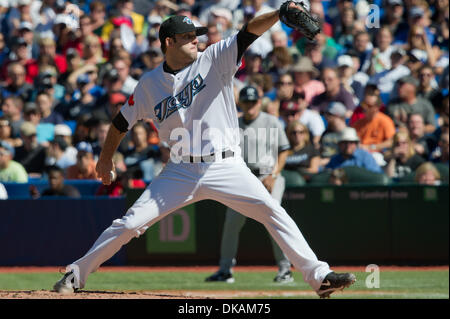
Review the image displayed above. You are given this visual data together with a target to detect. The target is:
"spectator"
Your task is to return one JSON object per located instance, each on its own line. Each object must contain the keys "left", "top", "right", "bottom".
{"left": 405, "top": 24, "right": 437, "bottom": 67}
{"left": 124, "top": 122, "right": 161, "bottom": 182}
{"left": 407, "top": 112, "right": 437, "bottom": 159}
{"left": 1, "top": 62, "right": 33, "bottom": 102}
{"left": 430, "top": 132, "right": 449, "bottom": 165}
{"left": 328, "top": 168, "right": 348, "bottom": 186}
{"left": 336, "top": 54, "right": 364, "bottom": 104}
{"left": 0, "top": 32, "right": 8, "bottom": 66}
{"left": 325, "top": 127, "right": 383, "bottom": 173}
{"left": 92, "top": 120, "right": 111, "bottom": 161}
{"left": 284, "top": 121, "right": 320, "bottom": 176}
{"left": 320, "top": 102, "right": 349, "bottom": 165}
{"left": 280, "top": 92, "right": 325, "bottom": 146}
{"left": 14, "top": 121, "right": 47, "bottom": 177}
{"left": 45, "top": 136, "right": 76, "bottom": 170}
{"left": 112, "top": 57, "right": 138, "bottom": 96}
{"left": 0, "top": 140, "right": 28, "bottom": 183}
{"left": 368, "top": 48, "right": 410, "bottom": 96}
{"left": 1, "top": 96, "right": 24, "bottom": 138}
{"left": 82, "top": 34, "right": 105, "bottom": 66}
{"left": 36, "top": 92, "right": 64, "bottom": 125}
{"left": 54, "top": 123, "right": 77, "bottom": 165}
{"left": 1, "top": 37, "right": 37, "bottom": 84}
{"left": 384, "top": 130, "right": 426, "bottom": 179}
{"left": 303, "top": 38, "right": 336, "bottom": 72}
{"left": 311, "top": 68, "right": 356, "bottom": 117}
{"left": 417, "top": 65, "right": 440, "bottom": 106}
{"left": 90, "top": 1, "right": 107, "bottom": 37}
{"left": 235, "top": 51, "right": 263, "bottom": 83}
{"left": 0, "top": 116, "right": 22, "bottom": 147}
{"left": 346, "top": 49, "right": 369, "bottom": 88}
{"left": 367, "top": 27, "right": 396, "bottom": 76}
{"left": 381, "top": 0, "right": 408, "bottom": 42}
{"left": 22, "top": 101, "right": 41, "bottom": 126}
{"left": 38, "top": 165, "right": 81, "bottom": 198}
{"left": 268, "top": 73, "right": 294, "bottom": 118}
{"left": 92, "top": 91, "right": 127, "bottom": 122}
{"left": 415, "top": 162, "right": 441, "bottom": 185}
{"left": 333, "top": 7, "right": 357, "bottom": 50}
{"left": 352, "top": 31, "right": 373, "bottom": 73}
{"left": 351, "top": 85, "right": 396, "bottom": 155}
{"left": 266, "top": 47, "right": 293, "bottom": 84}
{"left": 387, "top": 75, "right": 436, "bottom": 133}
{"left": 66, "top": 141, "right": 98, "bottom": 180}
{"left": 36, "top": 37, "right": 67, "bottom": 75}
{"left": 291, "top": 57, "right": 325, "bottom": 105}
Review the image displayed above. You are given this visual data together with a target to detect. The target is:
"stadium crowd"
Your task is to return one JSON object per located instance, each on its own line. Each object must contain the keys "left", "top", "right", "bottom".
{"left": 0, "top": 0, "right": 448, "bottom": 199}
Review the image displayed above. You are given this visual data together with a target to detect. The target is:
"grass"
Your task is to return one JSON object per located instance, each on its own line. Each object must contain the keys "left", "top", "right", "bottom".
{"left": 0, "top": 270, "right": 448, "bottom": 299}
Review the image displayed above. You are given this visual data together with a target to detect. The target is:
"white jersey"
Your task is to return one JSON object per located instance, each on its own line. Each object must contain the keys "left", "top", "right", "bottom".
{"left": 120, "top": 35, "right": 241, "bottom": 157}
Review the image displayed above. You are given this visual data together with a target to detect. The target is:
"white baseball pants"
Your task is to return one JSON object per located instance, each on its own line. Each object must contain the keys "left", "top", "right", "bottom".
{"left": 67, "top": 156, "right": 331, "bottom": 291}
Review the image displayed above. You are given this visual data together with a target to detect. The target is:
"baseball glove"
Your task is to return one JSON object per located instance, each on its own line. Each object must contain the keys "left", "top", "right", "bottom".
{"left": 279, "top": 1, "right": 321, "bottom": 40}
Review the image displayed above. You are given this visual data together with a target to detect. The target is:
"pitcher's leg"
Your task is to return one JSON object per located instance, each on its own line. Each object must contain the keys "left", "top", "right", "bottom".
{"left": 219, "top": 207, "right": 247, "bottom": 273}
{"left": 268, "top": 175, "right": 291, "bottom": 273}
{"left": 66, "top": 164, "right": 200, "bottom": 289}
{"left": 202, "top": 161, "right": 331, "bottom": 291}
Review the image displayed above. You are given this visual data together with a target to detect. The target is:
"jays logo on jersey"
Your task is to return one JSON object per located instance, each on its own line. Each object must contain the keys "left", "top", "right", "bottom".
{"left": 183, "top": 17, "right": 193, "bottom": 24}
{"left": 154, "top": 74, "right": 206, "bottom": 122}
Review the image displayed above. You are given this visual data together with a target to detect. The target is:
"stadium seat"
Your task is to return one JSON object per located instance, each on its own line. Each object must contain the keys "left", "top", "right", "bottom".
{"left": 281, "top": 170, "right": 306, "bottom": 187}
{"left": 309, "top": 166, "right": 390, "bottom": 185}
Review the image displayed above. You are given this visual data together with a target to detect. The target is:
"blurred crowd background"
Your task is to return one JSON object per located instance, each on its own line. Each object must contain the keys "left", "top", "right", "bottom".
{"left": 0, "top": 0, "right": 448, "bottom": 199}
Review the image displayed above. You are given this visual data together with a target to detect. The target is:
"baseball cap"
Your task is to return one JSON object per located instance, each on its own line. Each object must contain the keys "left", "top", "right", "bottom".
{"left": 76, "top": 141, "right": 93, "bottom": 154}
{"left": 109, "top": 92, "right": 127, "bottom": 105}
{"left": 20, "top": 121, "right": 37, "bottom": 137}
{"left": 77, "top": 73, "right": 91, "bottom": 85}
{"left": 338, "top": 127, "right": 360, "bottom": 143}
{"left": 211, "top": 8, "right": 232, "bottom": 22}
{"left": 54, "top": 124, "right": 72, "bottom": 136}
{"left": 148, "top": 15, "right": 163, "bottom": 26}
{"left": 159, "top": 15, "right": 208, "bottom": 45}
{"left": 398, "top": 75, "right": 419, "bottom": 87}
{"left": 0, "top": 140, "right": 15, "bottom": 157}
{"left": 388, "top": 0, "right": 403, "bottom": 5}
{"left": 239, "top": 86, "right": 260, "bottom": 102}
{"left": 337, "top": 55, "right": 354, "bottom": 68}
{"left": 23, "top": 102, "right": 38, "bottom": 114}
{"left": 280, "top": 100, "right": 300, "bottom": 112}
{"left": 19, "top": 21, "right": 33, "bottom": 31}
{"left": 326, "top": 102, "right": 347, "bottom": 118}
{"left": 410, "top": 6, "right": 425, "bottom": 18}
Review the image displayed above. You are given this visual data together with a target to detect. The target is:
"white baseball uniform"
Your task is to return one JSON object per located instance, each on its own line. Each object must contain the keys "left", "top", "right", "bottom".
{"left": 65, "top": 33, "right": 332, "bottom": 292}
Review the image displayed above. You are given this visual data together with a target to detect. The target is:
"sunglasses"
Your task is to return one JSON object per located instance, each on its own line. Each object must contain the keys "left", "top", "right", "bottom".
{"left": 291, "top": 130, "right": 306, "bottom": 135}
{"left": 277, "top": 81, "right": 293, "bottom": 86}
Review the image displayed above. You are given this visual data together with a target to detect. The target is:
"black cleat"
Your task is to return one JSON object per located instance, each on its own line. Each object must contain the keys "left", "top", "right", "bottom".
{"left": 273, "top": 270, "right": 294, "bottom": 283}
{"left": 205, "top": 271, "right": 235, "bottom": 283}
{"left": 317, "top": 272, "right": 356, "bottom": 298}
{"left": 53, "top": 270, "right": 79, "bottom": 294}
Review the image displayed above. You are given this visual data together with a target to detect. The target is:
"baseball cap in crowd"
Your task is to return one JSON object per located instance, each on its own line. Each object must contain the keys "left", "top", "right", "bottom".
{"left": 387, "top": 0, "right": 403, "bottom": 5}
{"left": 176, "top": 3, "right": 192, "bottom": 14}
{"left": 398, "top": 75, "right": 419, "bottom": 87}
{"left": 20, "top": 121, "right": 37, "bottom": 137}
{"left": 54, "top": 124, "right": 72, "bottom": 136}
{"left": 280, "top": 100, "right": 300, "bottom": 112}
{"left": 0, "top": 140, "right": 15, "bottom": 157}
{"left": 326, "top": 102, "right": 347, "bottom": 118}
{"left": 109, "top": 92, "right": 127, "bottom": 105}
{"left": 76, "top": 141, "right": 93, "bottom": 154}
{"left": 77, "top": 73, "right": 91, "bottom": 86}
{"left": 23, "top": 102, "right": 38, "bottom": 114}
{"left": 338, "top": 127, "right": 360, "bottom": 143}
{"left": 410, "top": 6, "right": 425, "bottom": 18}
{"left": 159, "top": 15, "right": 208, "bottom": 45}
{"left": 148, "top": 15, "right": 163, "bottom": 26}
{"left": 239, "top": 86, "right": 260, "bottom": 102}
{"left": 19, "top": 21, "right": 33, "bottom": 31}
{"left": 337, "top": 55, "right": 354, "bottom": 68}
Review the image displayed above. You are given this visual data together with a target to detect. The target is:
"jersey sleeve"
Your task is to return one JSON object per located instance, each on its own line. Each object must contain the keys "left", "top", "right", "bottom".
{"left": 119, "top": 76, "right": 153, "bottom": 130}
{"left": 206, "top": 34, "right": 241, "bottom": 78}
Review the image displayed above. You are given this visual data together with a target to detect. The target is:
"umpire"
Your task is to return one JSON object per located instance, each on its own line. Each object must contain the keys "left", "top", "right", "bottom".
{"left": 206, "top": 86, "right": 293, "bottom": 283}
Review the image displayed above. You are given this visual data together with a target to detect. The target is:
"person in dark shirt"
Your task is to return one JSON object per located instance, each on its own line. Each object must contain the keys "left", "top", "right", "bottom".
{"left": 284, "top": 121, "right": 320, "bottom": 177}
{"left": 14, "top": 121, "right": 47, "bottom": 177}
{"left": 40, "top": 165, "right": 81, "bottom": 198}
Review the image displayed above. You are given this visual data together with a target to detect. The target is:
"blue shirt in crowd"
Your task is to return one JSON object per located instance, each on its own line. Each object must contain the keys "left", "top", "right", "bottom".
{"left": 325, "top": 148, "right": 383, "bottom": 174}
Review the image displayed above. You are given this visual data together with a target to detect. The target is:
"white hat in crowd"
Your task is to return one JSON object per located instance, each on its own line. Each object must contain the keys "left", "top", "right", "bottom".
{"left": 338, "top": 127, "right": 360, "bottom": 143}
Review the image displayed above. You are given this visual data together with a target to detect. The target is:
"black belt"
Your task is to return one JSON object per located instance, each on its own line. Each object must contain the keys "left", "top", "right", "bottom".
{"left": 186, "top": 150, "right": 234, "bottom": 163}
